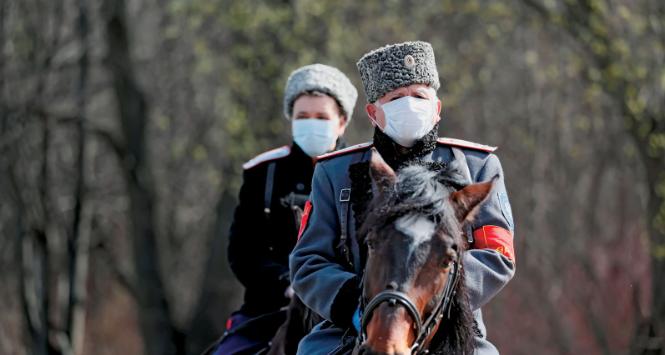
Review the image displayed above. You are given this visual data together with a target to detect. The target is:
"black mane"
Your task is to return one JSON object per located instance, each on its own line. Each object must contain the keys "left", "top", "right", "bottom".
{"left": 358, "top": 161, "right": 467, "bottom": 244}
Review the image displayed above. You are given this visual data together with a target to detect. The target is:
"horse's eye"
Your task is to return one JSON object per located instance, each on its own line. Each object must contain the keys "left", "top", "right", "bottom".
{"left": 441, "top": 259, "right": 452, "bottom": 269}
{"left": 441, "top": 249, "right": 457, "bottom": 269}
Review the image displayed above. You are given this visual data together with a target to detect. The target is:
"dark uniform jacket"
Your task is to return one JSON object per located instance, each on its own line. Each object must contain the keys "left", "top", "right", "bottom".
{"left": 289, "top": 131, "right": 516, "bottom": 354}
{"left": 228, "top": 143, "right": 316, "bottom": 316}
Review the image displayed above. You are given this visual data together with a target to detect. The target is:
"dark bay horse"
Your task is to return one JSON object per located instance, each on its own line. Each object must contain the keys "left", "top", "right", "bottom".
{"left": 205, "top": 149, "right": 495, "bottom": 355}
{"left": 353, "top": 150, "right": 496, "bottom": 354}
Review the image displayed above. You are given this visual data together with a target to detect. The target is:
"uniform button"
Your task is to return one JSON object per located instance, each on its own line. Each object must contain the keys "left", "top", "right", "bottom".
{"left": 296, "top": 183, "right": 305, "bottom": 191}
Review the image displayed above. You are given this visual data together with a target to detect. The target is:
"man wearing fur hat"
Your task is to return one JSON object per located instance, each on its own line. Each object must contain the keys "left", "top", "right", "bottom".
{"left": 290, "top": 42, "right": 515, "bottom": 354}
{"left": 214, "top": 64, "right": 358, "bottom": 354}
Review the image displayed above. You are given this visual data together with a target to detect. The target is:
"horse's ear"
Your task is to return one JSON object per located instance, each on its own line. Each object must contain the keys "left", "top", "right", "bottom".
{"left": 450, "top": 175, "right": 498, "bottom": 222}
{"left": 369, "top": 148, "right": 396, "bottom": 195}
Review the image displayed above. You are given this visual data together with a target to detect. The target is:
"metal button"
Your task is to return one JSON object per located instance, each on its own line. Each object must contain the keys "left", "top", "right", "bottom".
{"left": 339, "top": 188, "right": 351, "bottom": 202}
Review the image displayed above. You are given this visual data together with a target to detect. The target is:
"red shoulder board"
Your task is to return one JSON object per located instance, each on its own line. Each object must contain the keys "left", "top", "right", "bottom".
{"left": 242, "top": 145, "right": 291, "bottom": 170}
{"left": 315, "top": 142, "right": 373, "bottom": 162}
{"left": 437, "top": 137, "right": 497, "bottom": 152}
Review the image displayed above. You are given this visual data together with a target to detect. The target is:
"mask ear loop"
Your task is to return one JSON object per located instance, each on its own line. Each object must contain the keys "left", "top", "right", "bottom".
{"left": 369, "top": 101, "right": 383, "bottom": 128}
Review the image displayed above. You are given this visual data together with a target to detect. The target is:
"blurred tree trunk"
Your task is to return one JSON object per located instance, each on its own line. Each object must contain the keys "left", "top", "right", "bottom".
{"left": 64, "top": 1, "right": 91, "bottom": 354}
{"left": 14, "top": 112, "right": 57, "bottom": 355}
{"left": 186, "top": 189, "right": 239, "bottom": 355}
{"left": 14, "top": 1, "right": 59, "bottom": 347}
{"left": 522, "top": 0, "right": 665, "bottom": 353}
{"left": 19, "top": 230, "right": 51, "bottom": 355}
{"left": 102, "top": 0, "right": 183, "bottom": 354}
{"left": 639, "top": 159, "right": 665, "bottom": 354}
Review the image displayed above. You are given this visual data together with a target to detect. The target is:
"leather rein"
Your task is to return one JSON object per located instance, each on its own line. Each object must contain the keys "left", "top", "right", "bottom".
{"left": 358, "top": 261, "right": 462, "bottom": 354}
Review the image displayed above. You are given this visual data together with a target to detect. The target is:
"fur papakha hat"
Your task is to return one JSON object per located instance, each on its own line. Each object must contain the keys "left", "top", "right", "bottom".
{"left": 356, "top": 41, "right": 440, "bottom": 103}
{"left": 283, "top": 64, "right": 358, "bottom": 123}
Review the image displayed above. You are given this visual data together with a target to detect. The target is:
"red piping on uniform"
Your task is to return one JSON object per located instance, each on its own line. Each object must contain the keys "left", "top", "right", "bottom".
{"left": 298, "top": 200, "right": 313, "bottom": 240}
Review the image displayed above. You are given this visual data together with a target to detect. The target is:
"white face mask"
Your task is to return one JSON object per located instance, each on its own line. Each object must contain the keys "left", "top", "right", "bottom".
{"left": 292, "top": 118, "right": 339, "bottom": 157}
{"left": 377, "top": 96, "right": 437, "bottom": 147}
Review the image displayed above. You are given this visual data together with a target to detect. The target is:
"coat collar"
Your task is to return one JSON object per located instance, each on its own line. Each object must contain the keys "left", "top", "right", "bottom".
{"left": 372, "top": 123, "right": 439, "bottom": 170}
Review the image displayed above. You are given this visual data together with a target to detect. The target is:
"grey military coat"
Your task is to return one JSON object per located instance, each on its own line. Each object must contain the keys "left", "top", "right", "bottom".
{"left": 289, "top": 138, "right": 516, "bottom": 355}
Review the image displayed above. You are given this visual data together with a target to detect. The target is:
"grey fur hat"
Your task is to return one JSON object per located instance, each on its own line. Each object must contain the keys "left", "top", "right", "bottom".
{"left": 283, "top": 64, "right": 358, "bottom": 123}
{"left": 356, "top": 41, "right": 440, "bottom": 103}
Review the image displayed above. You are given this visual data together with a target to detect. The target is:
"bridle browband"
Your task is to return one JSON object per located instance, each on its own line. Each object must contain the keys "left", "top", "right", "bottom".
{"left": 358, "top": 261, "right": 462, "bottom": 354}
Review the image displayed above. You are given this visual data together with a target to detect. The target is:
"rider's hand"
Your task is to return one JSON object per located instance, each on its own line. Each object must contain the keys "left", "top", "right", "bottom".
{"left": 352, "top": 307, "right": 361, "bottom": 333}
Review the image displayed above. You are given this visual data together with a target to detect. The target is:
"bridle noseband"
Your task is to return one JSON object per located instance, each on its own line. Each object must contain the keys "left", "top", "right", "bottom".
{"left": 358, "top": 261, "right": 462, "bottom": 354}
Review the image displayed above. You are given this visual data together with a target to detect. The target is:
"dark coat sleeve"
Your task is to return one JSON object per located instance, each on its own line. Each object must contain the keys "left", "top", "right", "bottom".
{"left": 464, "top": 153, "right": 516, "bottom": 310}
{"left": 227, "top": 167, "right": 290, "bottom": 294}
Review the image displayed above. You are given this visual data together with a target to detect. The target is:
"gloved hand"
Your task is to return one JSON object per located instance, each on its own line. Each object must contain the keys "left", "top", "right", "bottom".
{"left": 352, "top": 307, "right": 361, "bottom": 333}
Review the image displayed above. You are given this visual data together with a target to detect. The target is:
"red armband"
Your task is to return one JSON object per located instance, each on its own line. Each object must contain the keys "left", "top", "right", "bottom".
{"left": 472, "top": 225, "right": 515, "bottom": 262}
{"left": 297, "top": 200, "right": 313, "bottom": 241}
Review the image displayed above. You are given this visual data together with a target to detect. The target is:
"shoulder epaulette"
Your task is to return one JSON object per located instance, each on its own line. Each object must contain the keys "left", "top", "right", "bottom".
{"left": 315, "top": 142, "right": 373, "bottom": 162}
{"left": 242, "top": 145, "right": 291, "bottom": 170}
{"left": 437, "top": 137, "right": 497, "bottom": 152}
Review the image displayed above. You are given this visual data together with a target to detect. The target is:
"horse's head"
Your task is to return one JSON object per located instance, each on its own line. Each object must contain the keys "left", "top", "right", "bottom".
{"left": 356, "top": 149, "right": 495, "bottom": 355}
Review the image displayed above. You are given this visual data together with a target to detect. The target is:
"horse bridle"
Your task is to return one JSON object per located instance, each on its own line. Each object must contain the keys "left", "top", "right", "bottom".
{"left": 358, "top": 261, "right": 462, "bottom": 354}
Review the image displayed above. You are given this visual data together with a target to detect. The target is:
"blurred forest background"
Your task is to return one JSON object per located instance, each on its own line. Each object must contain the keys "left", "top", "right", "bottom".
{"left": 1, "top": 0, "right": 664, "bottom": 354}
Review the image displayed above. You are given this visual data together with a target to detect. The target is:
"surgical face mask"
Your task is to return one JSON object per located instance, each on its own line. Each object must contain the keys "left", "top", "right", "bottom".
{"left": 377, "top": 96, "right": 437, "bottom": 147}
{"left": 292, "top": 118, "right": 339, "bottom": 157}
